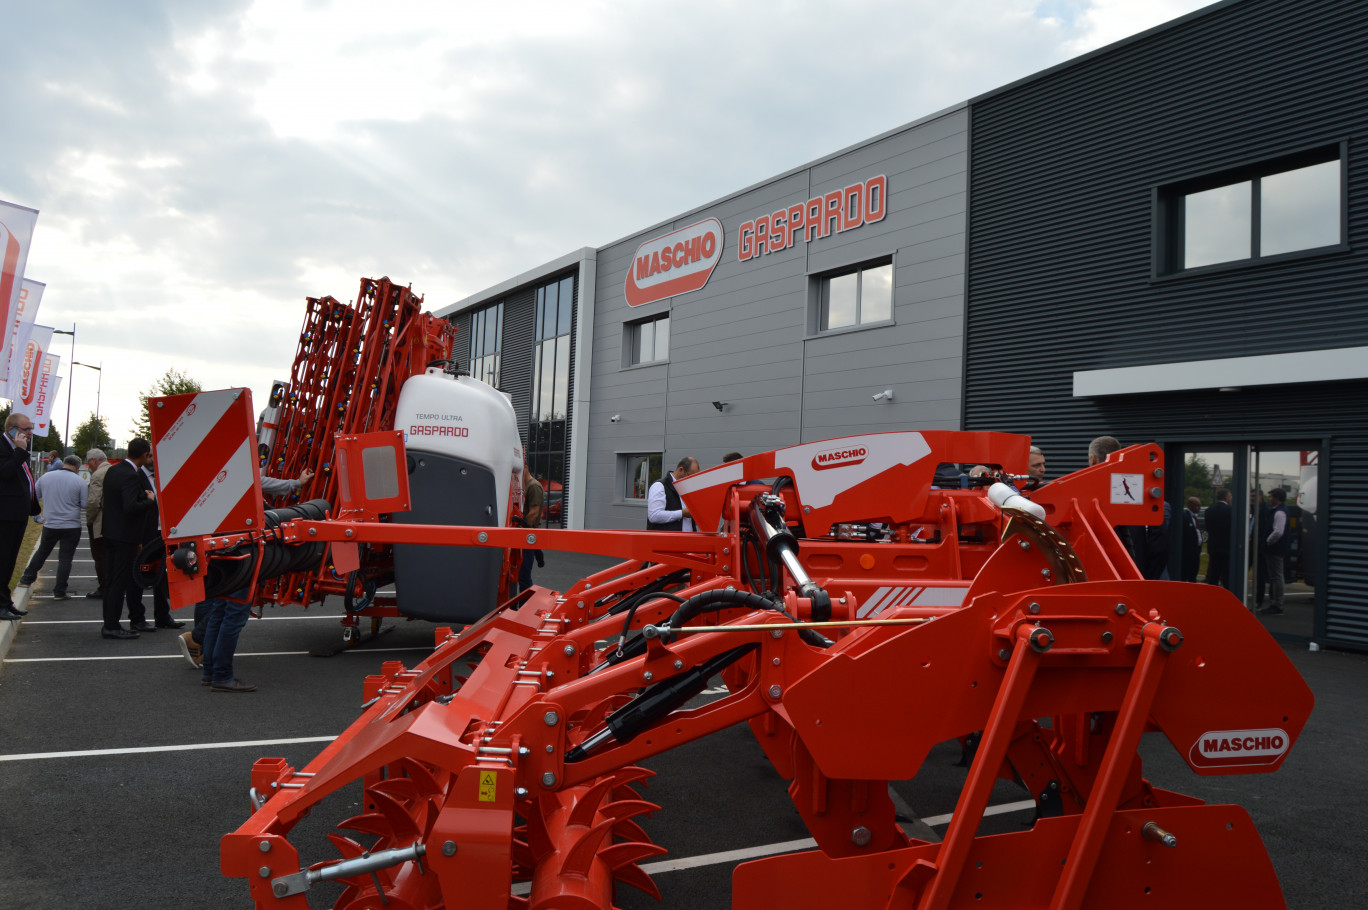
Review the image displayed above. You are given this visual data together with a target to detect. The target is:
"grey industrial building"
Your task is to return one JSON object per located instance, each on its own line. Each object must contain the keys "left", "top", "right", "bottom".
{"left": 437, "top": 0, "right": 1368, "bottom": 650}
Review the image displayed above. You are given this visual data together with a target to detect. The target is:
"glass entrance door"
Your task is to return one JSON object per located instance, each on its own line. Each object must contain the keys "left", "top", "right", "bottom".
{"left": 1180, "top": 449, "right": 1240, "bottom": 590}
{"left": 1245, "top": 446, "right": 1318, "bottom": 639}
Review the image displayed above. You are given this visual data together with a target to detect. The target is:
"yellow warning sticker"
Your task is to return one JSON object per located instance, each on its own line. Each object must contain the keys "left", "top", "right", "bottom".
{"left": 478, "top": 770, "right": 497, "bottom": 802}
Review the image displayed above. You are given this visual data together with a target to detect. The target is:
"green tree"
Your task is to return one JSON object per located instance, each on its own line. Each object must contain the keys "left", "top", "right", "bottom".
{"left": 130, "top": 368, "right": 202, "bottom": 441}
{"left": 73, "top": 412, "right": 114, "bottom": 456}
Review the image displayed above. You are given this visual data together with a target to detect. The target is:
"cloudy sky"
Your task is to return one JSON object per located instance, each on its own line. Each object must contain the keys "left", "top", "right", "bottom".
{"left": 3, "top": 0, "right": 1215, "bottom": 446}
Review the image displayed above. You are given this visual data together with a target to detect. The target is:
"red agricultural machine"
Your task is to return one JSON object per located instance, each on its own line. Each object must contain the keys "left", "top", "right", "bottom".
{"left": 149, "top": 409, "right": 1312, "bottom": 910}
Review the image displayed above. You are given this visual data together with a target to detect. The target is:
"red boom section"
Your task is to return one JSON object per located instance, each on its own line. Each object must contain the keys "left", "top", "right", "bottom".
{"left": 256, "top": 277, "right": 455, "bottom": 611}
{"left": 205, "top": 432, "right": 1311, "bottom": 910}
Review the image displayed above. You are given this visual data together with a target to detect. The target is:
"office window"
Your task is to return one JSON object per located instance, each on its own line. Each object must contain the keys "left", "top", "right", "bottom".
{"left": 627, "top": 314, "right": 669, "bottom": 365}
{"left": 468, "top": 301, "right": 502, "bottom": 386}
{"left": 622, "top": 453, "right": 662, "bottom": 500}
{"left": 528, "top": 275, "right": 574, "bottom": 527}
{"left": 1165, "top": 148, "right": 1343, "bottom": 272}
{"left": 817, "top": 260, "right": 893, "bottom": 331}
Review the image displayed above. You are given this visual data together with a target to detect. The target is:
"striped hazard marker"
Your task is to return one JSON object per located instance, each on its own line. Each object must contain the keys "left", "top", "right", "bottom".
{"left": 150, "top": 388, "right": 265, "bottom": 541}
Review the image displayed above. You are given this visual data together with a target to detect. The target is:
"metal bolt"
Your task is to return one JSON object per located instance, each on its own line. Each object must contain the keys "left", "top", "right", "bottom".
{"left": 244, "top": 518, "right": 253, "bottom": 526}
{"left": 258, "top": 866, "right": 271, "bottom": 878}
{"left": 259, "top": 840, "right": 271, "bottom": 853}
{"left": 545, "top": 745, "right": 554, "bottom": 753}
{"left": 576, "top": 600, "right": 585, "bottom": 609}
{"left": 156, "top": 401, "right": 164, "bottom": 408}
{"left": 1101, "top": 631, "right": 1114, "bottom": 643}
{"left": 851, "top": 826, "right": 872, "bottom": 847}
{"left": 544, "top": 711, "right": 559, "bottom": 726}
{"left": 526, "top": 533, "right": 537, "bottom": 545}
{"left": 308, "top": 528, "right": 317, "bottom": 536}
{"left": 1028, "top": 602, "right": 1041, "bottom": 615}
{"left": 541, "top": 772, "right": 557, "bottom": 787}
{"left": 563, "top": 645, "right": 576, "bottom": 657}
{"left": 673, "top": 660, "right": 684, "bottom": 670}
{"left": 1018, "top": 539, "right": 1031, "bottom": 550}
{"left": 1143, "top": 821, "right": 1177, "bottom": 848}
{"left": 772, "top": 658, "right": 781, "bottom": 667}
{"left": 722, "top": 564, "right": 730, "bottom": 572}
{"left": 1040, "top": 568, "right": 1052, "bottom": 579}
{"left": 1115, "top": 603, "right": 1127, "bottom": 615}
{"left": 803, "top": 506, "right": 811, "bottom": 514}
{"left": 1149, "top": 486, "right": 1163, "bottom": 499}
{"left": 442, "top": 841, "right": 458, "bottom": 857}
{"left": 477, "top": 532, "right": 488, "bottom": 543}
{"left": 1153, "top": 468, "right": 1164, "bottom": 479}
{"left": 515, "top": 787, "right": 529, "bottom": 797}
{"left": 273, "top": 882, "right": 288, "bottom": 897}
{"left": 998, "top": 648, "right": 1012, "bottom": 661}
{"left": 518, "top": 746, "right": 530, "bottom": 756}
{"left": 169, "top": 527, "right": 178, "bottom": 536}
{"left": 768, "top": 685, "right": 782, "bottom": 699}
{"left": 723, "top": 547, "right": 730, "bottom": 555}
{"left": 345, "top": 528, "right": 354, "bottom": 538}
{"left": 770, "top": 629, "right": 784, "bottom": 639}
{"left": 643, "top": 671, "right": 654, "bottom": 682}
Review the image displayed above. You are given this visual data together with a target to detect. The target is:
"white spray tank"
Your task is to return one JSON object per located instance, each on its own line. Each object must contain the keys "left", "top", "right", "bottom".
{"left": 391, "top": 366, "right": 523, "bottom": 622}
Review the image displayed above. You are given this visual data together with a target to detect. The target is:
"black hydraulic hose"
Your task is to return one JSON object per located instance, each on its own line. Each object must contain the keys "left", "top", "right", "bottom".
{"left": 565, "top": 643, "right": 758, "bottom": 762}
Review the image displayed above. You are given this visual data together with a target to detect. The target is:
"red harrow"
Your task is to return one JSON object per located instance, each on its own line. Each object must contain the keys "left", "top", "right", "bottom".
{"left": 155, "top": 419, "right": 1311, "bottom": 909}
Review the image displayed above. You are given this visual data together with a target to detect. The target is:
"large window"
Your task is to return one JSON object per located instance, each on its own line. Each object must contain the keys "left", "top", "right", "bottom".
{"left": 527, "top": 275, "right": 574, "bottom": 527}
{"left": 817, "top": 260, "right": 893, "bottom": 332}
{"left": 468, "top": 301, "right": 502, "bottom": 386}
{"left": 1164, "top": 147, "right": 1343, "bottom": 273}
{"left": 626, "top": 314, "right": 669, "bottom": 366}
{"left": 621, "top": 453, "right": 662, "bottom": 501}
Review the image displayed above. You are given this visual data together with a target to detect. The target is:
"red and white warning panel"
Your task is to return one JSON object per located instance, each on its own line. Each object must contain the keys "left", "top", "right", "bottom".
{"left": 150, "top": 388, "right": 265, "bottom": 541}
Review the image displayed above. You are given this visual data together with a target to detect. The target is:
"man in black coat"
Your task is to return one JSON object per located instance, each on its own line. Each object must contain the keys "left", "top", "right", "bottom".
{"left": 99, "top": 438, "right": 159, "bottom": 639}
{"left": 0, "top": 413, "right": 40, "bottom": 620}
{"left": 1181, "top": 497, "right": 1203, "bottom": 583}
{"left": 1204, "top": 488, "right": 1233, "bottom": 589}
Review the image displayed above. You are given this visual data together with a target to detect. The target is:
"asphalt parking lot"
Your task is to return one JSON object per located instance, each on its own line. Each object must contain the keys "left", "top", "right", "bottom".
{"left": 1, "top": 543, "right": 1364, "bottom": 909}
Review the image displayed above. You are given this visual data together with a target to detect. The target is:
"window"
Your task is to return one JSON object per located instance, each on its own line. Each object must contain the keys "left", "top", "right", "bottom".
{"left": 468, "top": 302, "right": 502, "bottom": 386}
{"left": 817, "top": 260, "right": 893, "bottom": 331}
{"left": 622, "top": 453, "right": 662, "bottom": 501}
{"left": 627, "top": 314, "right": 669, "bottom": 365}
{"left": 1163, "top": 147, "right": 1343, "bottom": 273}
{"left": 527, "top": 275, "right": 574, "bottom": 526}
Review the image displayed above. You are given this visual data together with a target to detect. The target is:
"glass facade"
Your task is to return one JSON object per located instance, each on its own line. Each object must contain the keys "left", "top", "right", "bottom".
{"left": 527, "top": 275, "right": 574, "bottom": 527}
{"left": 469, "top": 301, "right": 502, "bottom": 386}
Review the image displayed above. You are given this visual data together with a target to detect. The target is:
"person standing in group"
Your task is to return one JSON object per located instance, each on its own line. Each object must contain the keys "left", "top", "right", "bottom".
{"left": 0, "top": 414, "right": 39, "bottom": 621}
{"left": 647, "top": 456, "right": 699, "bottom": 531}
{"left": 519, "top": 459, "right": 543, "bottom": 593}
{"left": 1261, "top": 488, "right": 1291, "bottom": 615}
{"left": 84, "top": 449, "right": 111, "bottom": 598}
{"left": 100, "top": 438, "right": 159, "bottom": 639}
{"left": 1204, "top": 488, "right": 1233, "bottom": 589}
{"left": 18, "top": 455, "right": 88, "bottom": 600}
{"left": 1180, "top": 496, "right": 1202, "bottom": 583}
{"left": 1250, "top": 489, "right": 1271, "bottom": 609}
{"left": 125, "top": 453, "right": 183, "bottom": 630}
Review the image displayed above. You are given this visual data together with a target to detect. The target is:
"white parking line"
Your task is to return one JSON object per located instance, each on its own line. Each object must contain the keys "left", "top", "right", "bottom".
{"left": 0, "top": 735, "right": 338, "bottom": 762}
{"left": 4, "top": 646, "right": 432, "bottom": 663}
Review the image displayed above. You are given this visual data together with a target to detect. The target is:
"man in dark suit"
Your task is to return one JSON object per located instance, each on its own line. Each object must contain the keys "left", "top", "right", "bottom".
{"left": 1181, "top": 497, "right": 1202, "bottom": 583}
{"left": 1204, "top": 488, "right": 1233, "bottom": 589}
{"left": 0, "top": 413, "right": 40, "bottom": 620}
{"left": 100, "top": 438, "right": 159, "bottom": 639}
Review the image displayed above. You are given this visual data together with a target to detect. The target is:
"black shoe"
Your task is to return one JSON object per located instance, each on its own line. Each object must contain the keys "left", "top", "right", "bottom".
{"left": 84, "top": 591, "right": 103, "bottom": 599}
{"left": 129, "top": 622, "right": 158, "bottom": 633}
{"left": 101, "top": 627, "right": 139, "bottom": 639}
{"left": 211, "top": 678, "right": 257, "bottom": 693}
{"left": 8, "top": 605, "right": 28, "bottom": 616}
{"left": 52, "top": 594, "right": 73, "bottom": 602}
{"left": 155, "top": 619, "right": 186, "bottom": 629}
{"left": 0, "top": 608, "right": 23, "bottom": 621}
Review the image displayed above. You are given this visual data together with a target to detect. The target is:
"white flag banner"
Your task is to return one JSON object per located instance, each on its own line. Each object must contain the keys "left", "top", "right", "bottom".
{"left": 0, "top": 278, "right": 43, "bottom": 383}
{"left": 5, "top": 323, "right": 54, "bottom": 404}
{"left": 31, "top": 353, "right": 61, "bottom": 437}
{"left": 0, "top": 201, "right": 39, "bottom": 356}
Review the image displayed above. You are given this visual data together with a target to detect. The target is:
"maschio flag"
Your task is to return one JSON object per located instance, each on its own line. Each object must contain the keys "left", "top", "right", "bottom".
{"left": 3, "top": 323, "right": 54, "bottom": 403}
{"left": 0, "top": 202, "right": 39, "bottom": 356}
{"left": 29, "top": 353, "right": 61, "bottom": 437}
{"left": 0, "top": 278, "right": 43, "bottom": 383}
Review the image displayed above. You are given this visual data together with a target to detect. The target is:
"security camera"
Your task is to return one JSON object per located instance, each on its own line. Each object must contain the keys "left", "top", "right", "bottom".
{"left": 871, "top": 389, "right": 894, "bottom": 402}
{"left": 610, "top": 415, "right": 621, "bottom": 423}
{"left": 712, "top": 401, "right": 728, "bottom": 412}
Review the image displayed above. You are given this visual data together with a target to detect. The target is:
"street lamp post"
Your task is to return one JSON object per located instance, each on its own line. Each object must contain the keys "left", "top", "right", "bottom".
{"left": 53, "top": 325, "right": 75, "bottom": 453}
{"left": 71, "top": 361, "right": 103, "bottom": 453}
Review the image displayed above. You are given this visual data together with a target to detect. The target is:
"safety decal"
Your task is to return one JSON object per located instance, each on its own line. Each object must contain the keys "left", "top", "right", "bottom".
{"left": 1109, "top": 473, "right": 1144, "bottom": 505}
{"left": 478, "top": 770, "right": 498, "bottom": 802}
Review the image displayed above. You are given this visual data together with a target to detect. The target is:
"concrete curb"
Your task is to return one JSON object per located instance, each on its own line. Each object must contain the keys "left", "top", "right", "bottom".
{"left": 0, "top": 584, "right": 31, "bottom": 665}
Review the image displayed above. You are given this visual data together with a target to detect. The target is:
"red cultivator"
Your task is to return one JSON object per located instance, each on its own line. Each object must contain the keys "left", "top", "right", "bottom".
{"left": 161, "top": 421, "right": 1310, "bottom": 909}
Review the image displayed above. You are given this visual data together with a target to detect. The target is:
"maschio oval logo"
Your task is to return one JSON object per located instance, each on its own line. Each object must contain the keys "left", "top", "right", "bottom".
{"left": 625, "top": 218, "right": 724, "bottom": 307}
{"left": 19, "top": 341, "right": 40, "bottom": 405}
{"left": 1188, "top": 728, "right": 1289, "bottom": 769}
{"left": 811, "top": 445, "right": 868, "bottom": 471}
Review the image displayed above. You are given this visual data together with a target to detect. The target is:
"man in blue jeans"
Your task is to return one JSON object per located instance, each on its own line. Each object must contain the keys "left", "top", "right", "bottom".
{"left": 19, "top": 455, "right": 88, "bottom": 599}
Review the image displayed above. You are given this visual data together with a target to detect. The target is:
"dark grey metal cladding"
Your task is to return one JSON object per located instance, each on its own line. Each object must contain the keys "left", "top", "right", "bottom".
{"left": 392, "top": 451, "right": 502, "bottom": 623}
{"left": 586, "top": 108, "right": 968, "bottom": 530}
{"left": 964, "top": 0, "right": 1368, "bottom": 646}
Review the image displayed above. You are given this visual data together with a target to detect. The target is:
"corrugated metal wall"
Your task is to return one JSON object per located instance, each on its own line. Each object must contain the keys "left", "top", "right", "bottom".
{"left": 964, "top": 0, "right": 1368, "bottom": 647}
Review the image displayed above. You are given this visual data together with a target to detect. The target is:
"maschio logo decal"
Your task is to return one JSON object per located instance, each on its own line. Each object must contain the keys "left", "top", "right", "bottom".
{"left": 625, "top": 218, "right": 724, "bottom": 307}
{"left": 1188, "top": 728, "right": 1289, "bottom": 769}
{"left": 19, "top": 341, "right": 40, "bottom": 405}
{"left": 811, "top": 445, "right": 868, "bottom": 471}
